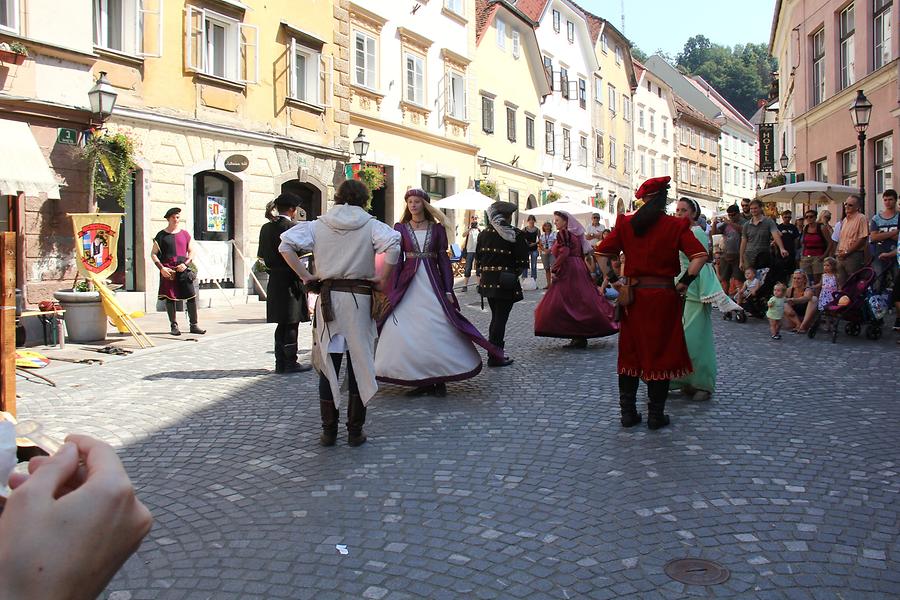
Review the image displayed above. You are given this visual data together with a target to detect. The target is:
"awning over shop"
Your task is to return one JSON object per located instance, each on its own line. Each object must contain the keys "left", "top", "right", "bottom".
{"left": 0, "top": 119, "right": 61, "bottom": 199}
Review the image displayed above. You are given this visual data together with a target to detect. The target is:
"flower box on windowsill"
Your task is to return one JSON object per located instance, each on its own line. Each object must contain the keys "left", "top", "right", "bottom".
{"left": 0, "top": 49, "right": 26, "bottom": 66}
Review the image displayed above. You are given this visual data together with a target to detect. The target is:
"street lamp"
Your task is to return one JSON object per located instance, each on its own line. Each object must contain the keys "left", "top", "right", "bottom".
{"left": 849, "top": 89, "right": 872, "bottom": 210}
{"left": 87, "top": 71, "right": 117, "bottom": 128}
{"left": 352, "top": 129, "right": 369, "bottom": 164}
{"left": 779, "top": 152, "right": 789, "bottom": 172}
{"left": 546, "top": 173, "right": 554, "bottom": 189}
{"left": 479, "top": 156, "right": 491, "bottom": 178}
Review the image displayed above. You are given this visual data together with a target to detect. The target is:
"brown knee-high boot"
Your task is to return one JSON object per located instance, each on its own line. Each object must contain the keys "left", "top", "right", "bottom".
{"left": 346, "top": 393, "right": 367, "bottom": 447}
{"left": 319, "top": 400, "right": 339, "bottom": 446}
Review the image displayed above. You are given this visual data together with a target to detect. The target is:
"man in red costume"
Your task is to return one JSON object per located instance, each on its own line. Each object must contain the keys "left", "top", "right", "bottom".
{"left": 595, "top": 176, "right": 708, "bottom": 430}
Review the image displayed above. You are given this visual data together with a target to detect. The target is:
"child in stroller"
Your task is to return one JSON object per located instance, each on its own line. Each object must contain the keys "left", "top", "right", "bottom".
{"left": 808, "top": 266, "right": 882, "bottom": 342}
{"left": 727, "top": 267, "right": 772, "bottom": 322}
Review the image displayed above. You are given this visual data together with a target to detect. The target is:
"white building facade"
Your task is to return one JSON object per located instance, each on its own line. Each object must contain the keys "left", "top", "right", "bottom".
{"left": 633, "top": 61, "right": 676, "bottom": 199}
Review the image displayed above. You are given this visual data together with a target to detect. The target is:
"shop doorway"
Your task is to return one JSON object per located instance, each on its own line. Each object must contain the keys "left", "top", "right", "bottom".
{"left": 194, "top": 171, "right": 234, "bottom": 241}
{"left": 96, "top": 173, "right": 138, "bottom": 290}
{"left": 280, "top": 180, "right": 322, "bottom": 221}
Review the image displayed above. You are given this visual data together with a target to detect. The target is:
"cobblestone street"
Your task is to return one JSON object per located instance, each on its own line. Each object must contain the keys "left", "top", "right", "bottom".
{"left": 16, "top": 291, "right": 899, "bottom": 600}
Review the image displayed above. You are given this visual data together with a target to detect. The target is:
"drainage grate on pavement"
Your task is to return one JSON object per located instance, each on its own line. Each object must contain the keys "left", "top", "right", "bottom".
{"left": 664, "top": 558, "right": 730, "bottom": 586}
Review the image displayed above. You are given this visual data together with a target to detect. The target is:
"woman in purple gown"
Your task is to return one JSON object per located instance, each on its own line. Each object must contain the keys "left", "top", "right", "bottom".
{"left": 375, "top": 188, "right": 504, "bottom": 397}
{"left": 533, "top": 210, "right": 618, "bottom": 348}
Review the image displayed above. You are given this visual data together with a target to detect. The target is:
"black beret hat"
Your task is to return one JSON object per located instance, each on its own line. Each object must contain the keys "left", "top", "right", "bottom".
{"left": 164, "top": 207, "right": 181, "bottom": 219}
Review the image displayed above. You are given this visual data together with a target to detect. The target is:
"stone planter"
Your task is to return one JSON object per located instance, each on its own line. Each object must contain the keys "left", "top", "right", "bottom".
{"left": 53, "top": 289, "right": 108, "bottom": 343}
{"left": 0, "top": 50, "right": 26, "bottom": 65}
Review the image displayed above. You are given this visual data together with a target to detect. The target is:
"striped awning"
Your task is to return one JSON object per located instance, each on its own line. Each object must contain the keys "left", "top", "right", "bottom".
{"left": 0, "top": 119, "right": 61, "bottom": 199}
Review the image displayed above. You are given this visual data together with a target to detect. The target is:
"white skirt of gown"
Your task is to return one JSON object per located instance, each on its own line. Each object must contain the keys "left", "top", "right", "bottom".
{"left": 375, "top": 238, "right": 481, "bottom": 385}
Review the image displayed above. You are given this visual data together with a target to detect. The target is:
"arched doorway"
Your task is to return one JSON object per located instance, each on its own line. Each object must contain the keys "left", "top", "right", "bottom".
{"left": 281, "top": 180, "right": 323, "bottom": 221}
{"left": 194, "top": 171, "right": 234, "bottom": 241}
{"left": 526, "top": 194, "right": 537, "bottom": 210}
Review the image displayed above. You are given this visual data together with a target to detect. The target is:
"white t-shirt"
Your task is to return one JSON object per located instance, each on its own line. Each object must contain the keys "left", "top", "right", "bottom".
{"left": 585, "top": 224, "right": 605, "bottom": 240}
{"left": 464, "top": 227, "right": 480, "bottom": 252}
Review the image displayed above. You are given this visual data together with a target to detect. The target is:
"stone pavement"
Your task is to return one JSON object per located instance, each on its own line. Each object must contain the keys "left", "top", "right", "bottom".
{"left": 14, "top": 290, "right": 900, "bottom": 600}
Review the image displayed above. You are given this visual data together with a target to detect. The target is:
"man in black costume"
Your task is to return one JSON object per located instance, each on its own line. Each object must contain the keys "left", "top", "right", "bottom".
{"left": 257, "top": 193, "right": 312, "bottom": 374}
{"left": 475, "top": 200, "right": 529, "bottom": 367}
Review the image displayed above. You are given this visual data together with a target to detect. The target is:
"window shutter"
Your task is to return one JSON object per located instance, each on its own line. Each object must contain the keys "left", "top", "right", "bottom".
{"left": 440, "top": 71, "right": 449, "bottom": 117}
{"left": 288, "top": 37, "right": 297, "bottom": 99}
{"left": 568, "top": 80, "right": 578, "bottom": 101}
{"left": 137, "top": 0, "right": 163, "bottom": 58}
{"left": 238, "top": 22, "right": 259, "bottom": 84}
{"left": 185, "top": 5, "right": 205, "bottom": 72}
{"left": 321, "top": 54, "right": 333, "bottom": 107}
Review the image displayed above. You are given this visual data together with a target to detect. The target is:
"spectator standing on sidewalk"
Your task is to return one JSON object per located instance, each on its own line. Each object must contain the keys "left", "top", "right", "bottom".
{"left": 279, "top": 179, "right": 401, "bottom": 447}
{"left": 538, "top": 221, "right": 556, "bottom": 289}
{"left": 716, "top": 205, "right": 745, "bottom": 292}
{"left": 835, "top": 195, "right": 869, "bottom": 285}
{"left": 460, "top": 215, "right": 481, "bottom": 293}
{"left": 151, "top": 207, "right": 206, "bottom": 336}
{"left": 869, "top": 189, "right": 898, "bottom": 286}
{"left": 739, "top": 199, "right": 789, "bottom": 275}
{"left": 520, "top": 215, "right": 540, "bottom": 281}
{"left": 799, "top": 209, "right": 832, "bottom": 284}
{"left": 777, "top": 210, "right": 801, "bottom": 274}
{"left": 258, "top": 193, "right": 311, "bottom": 374}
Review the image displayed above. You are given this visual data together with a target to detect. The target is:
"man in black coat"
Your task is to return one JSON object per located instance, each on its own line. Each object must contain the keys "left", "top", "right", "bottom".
{"left": 475, "top": 200, "right": 529, "bottom": 367}
{"left": 258, "top": 193, "right": 312, "bottom": 374}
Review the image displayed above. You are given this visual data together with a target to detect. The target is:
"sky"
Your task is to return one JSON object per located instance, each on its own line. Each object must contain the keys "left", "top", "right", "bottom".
{"left": 578, "top": 0, "right": 778, "bottom": 59}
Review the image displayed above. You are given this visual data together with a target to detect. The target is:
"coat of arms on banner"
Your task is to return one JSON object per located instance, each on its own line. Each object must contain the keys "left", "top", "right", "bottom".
{"left": 68, "top": 213, "right": 124, "bottom": 279}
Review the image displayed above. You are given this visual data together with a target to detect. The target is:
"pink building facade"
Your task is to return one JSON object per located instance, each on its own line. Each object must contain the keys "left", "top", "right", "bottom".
{"left": 772, "top": 0, "right": 899, "bottom": 215}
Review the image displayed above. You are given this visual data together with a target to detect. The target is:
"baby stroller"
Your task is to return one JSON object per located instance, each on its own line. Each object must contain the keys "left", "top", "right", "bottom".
{"left": 727, "top": 267, "right": 774, "bottom": 323}
{"left": 808, "top": 267, "right": 881, "bottom": 343}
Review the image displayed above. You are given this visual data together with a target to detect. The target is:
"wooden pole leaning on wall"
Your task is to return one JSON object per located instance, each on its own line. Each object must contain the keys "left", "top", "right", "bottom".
{"left": 1, "top": 232, "right": 16, "bottom": 416}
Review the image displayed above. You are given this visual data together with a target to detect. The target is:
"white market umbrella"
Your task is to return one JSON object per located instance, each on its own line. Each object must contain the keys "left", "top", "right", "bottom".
{"left": 432, "top": 188, "right": 495, "bottom": 211}
{"left": 523, "top": 199, "right": 597, "bottom": 216}
{"left": 756, "top": 181, "right": 859, "bottom": 204}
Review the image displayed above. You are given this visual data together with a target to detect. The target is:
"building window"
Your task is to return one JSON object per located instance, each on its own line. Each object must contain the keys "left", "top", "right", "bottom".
{"left": 615, "top": 45, "right": 623, "bottom": 64}
{"left": 444, "top": 0, "right": 463, "bottom": 15}
{"left": 566, "top": 20, "right": 574, "bottom": 43}
{"left": 579, "top": 135, "right": 588, "bottom": 167}
{"left": 543, "top": 56, "right": 553, "bottom": 90}
{"left": 595, "top": 132, "right": 605, "bottom": 163}
{"left": 290, "top": 39, "right": 321, "bottom": 105}
{"left": 688, "top": 127, "right": 696, "bottom": 148}
{"left": 601, "top": 33, "right": 609, "bottom": 53}
{"left": 700, "top": 167, "right": 708, "bottom": 189}
{"left": 512, "top": 30, "right": 520, "bottom": 58}
{"left": 578, "top": 78, "right": 586, "bottom": 109}
{"left": 814, "top": 158, "right": 827, "bottom": 182}
{"left": 733, "top": 165, "right": 739, "bottom": 185}
{"left": 680, "top": 159, "right": 689, "bottom": 183}
{"left": 506, "top": 106, "right": 516, "bottom": 142}
{"left": 609, "top": 138, "right": 617, "bottom": 167}
{"left": 691, "top": 164, "right": 698, "bottom": 186}
{"left": 552, "top": 9, "right": 560, "bottom": 32}
{"left": 185, "top": 6, "right": 259, "bottom": 83}
{"left": 874, "top": 0, "right": 892, "bottom": 69}
{"left": 496, "top": 17, "right": 506, "bottom": 50}
{"left": 353, "top": 31, "right": 377, "bottom": 89}
{"left": 711, "top": 169, "right": 718, "bottom": 191}
{"left": 608, "top": 84, "right": 616, "bottom": 114}
{"left": 545, "top": 120, "right": 555, "bottom": 155}
{"left": 650, "top": 156, "right": 656, "bottom": 177}
{"left": 699, "top": 133, "right": 706, "bottom": 152}
{"left": 422, "top": 174, "right": 447, "bottom": 200}
{"left": 742, "top": 169, "right": 748, "bottom": 188}
{"left": 623, "top": 147, "right": 631, "bottom": 175}
{"left": 562, "top": 127, "right": 571, "bottom": 162}
{"left": 812, "top": 27, "right": 825, "bottom": 106}
{"left": 710, "top": 137, "right": 717, "bottom": 155}
{"left": 724, "top": 162, "right": 731, "bottom": 184}
{"left": 559, "top": 66, "right": 569, "bottom": 99}
{"left": 481, "top": 96, "right": 494, "bottom": 133}
{"left": 405, "top": 52, "right": 425, "bottom": 105}
{"left": 0, "top": 0, "right": 18, "bottom": 33}
{"left": 594, "top": 76, "right": 603, "bottom": 103}
{"left": 839, "top": 4, "right": 855, "bottom": 90}
{"left": 525, "top": 115, "right": 535, "bottom": 148}
{"left": 662, "top": 120, "right": 668, "bottom": 140}
{"left": 842, "top": 147, "right": 858, "bottom": 186}
{"left": 638, "top": 109, "right": 645, "bottom": 130}
{"left": 639, "top": 152, "right": 646, "bottom": 176}
{"left": 875, "top": 134, "right": 893, "bottom": 194}
{"left": 447, "top": 71, "right": 466, "bottom": 119}
{"left": 93, "top": 0, "right": 148, "bottom": 55}
{"left": 509, "top": 189, "right": 519, "bottom": 207}
{"left": 649, "top": 113, "right": 655, "bottom": 134}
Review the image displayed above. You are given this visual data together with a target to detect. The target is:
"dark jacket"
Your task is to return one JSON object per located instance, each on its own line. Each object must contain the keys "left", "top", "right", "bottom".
{"left": 475, "top": 226, "right": 529, "bottom": 301}
{"left": 258, "top": 216, "right": 309, "bottom": 323}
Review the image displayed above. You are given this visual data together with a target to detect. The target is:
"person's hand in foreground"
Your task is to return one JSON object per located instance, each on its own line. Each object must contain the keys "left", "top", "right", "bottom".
{"left": 0, "top": 434, "right": 152, "bottom": 600}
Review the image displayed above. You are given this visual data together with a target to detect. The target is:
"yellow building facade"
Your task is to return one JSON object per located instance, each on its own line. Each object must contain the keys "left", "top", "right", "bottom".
{"left": 587, "top": 16, "right": 637, "bottom": 216}
{"left": 95, "top": 0, "right": 350, "bottom": 309}
{"left": 472, "top": 1, "right": 550, "bottom": 223}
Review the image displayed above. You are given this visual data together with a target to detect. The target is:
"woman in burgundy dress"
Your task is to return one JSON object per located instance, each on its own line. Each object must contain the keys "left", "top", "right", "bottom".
{"left": 151, "top": 207, "right": 205, "bottom": 336}
{"left": 533, "top": 210, "right": 617, "bottom": 348}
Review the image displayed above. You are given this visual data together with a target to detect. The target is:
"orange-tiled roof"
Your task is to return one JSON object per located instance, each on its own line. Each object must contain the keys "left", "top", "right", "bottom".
{"left": 515, "top": 0, "right": 549, "bottom": 22}
{"left": 475, "top": 0, "right": 496, "bottom": 43}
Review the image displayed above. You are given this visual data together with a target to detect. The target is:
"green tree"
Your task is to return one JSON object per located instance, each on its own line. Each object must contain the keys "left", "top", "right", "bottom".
{"left": 631, "top": 45, "right": 648, "bottom": 62}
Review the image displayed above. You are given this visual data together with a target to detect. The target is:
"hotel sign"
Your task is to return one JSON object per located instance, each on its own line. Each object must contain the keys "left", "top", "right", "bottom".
{"left": 758, "top": 124, "right": 775, "bottom": 172}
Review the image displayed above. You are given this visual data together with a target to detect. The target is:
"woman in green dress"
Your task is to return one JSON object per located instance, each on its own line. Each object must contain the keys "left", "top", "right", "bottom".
{"left": 672, "top": 198, "right": 741, "bottom": 401}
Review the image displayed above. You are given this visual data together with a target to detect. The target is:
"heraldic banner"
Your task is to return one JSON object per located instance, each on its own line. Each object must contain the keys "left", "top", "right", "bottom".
{"left": 69, "top": 213, "right": 124, "bottom": 280}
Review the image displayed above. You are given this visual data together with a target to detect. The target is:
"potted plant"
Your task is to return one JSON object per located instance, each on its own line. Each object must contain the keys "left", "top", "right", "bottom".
{"left": 252, "top": 259, "right": 269, "bottom": 297}
{"left": 357, "top": 165, "right": 385, "bottom": 191}
{"left": 53, "top": 280, "right": 109, "bottom": 343}
{"left": 0, "top": 42, "right": 28, "bottom": 65}
{"left": 478, "top": 180, "right": 498, "bottom": 199}
{"left": 596, "top": 198, "right": 607, "bottom": 210}
{"left": 82, "top": 132, "right": 138, "bottom": 208}
{"left": 545, "top": 191, "right": 561, "bottom": 203}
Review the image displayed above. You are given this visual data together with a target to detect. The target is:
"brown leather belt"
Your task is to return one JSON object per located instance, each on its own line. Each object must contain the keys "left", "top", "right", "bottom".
{"left": 405, "top": 251, "right": 437, "bottom": 259}
{"left": 631, "top": 276, "right": 675, "bottom": 289}
{"left": 318, "top": 279, "right": 372, "bottom": 322}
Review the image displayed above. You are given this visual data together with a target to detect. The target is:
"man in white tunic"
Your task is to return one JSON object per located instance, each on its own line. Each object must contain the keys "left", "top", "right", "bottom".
{"left": 280, "top": 179, "right": 401, "bottom": 447}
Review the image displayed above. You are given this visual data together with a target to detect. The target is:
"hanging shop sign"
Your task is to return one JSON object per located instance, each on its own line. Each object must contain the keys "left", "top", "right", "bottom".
{"left": 69, "top": 213, "right": 123, "bottom": 278}
{"left": 224, "top": 154, "right": 249, "bottom": 173}
{"left": 758, "top": 124, "right": 775, "bottom": 172}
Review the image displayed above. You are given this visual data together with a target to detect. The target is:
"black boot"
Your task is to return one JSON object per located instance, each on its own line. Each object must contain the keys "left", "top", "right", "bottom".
{"left": 433, "top": 382, "right": 447, "bottom": 397}
{"left": 487, "top": 341, "right": 514, "bottom": 367}
{"left": 346, "top": 393, "right": 367, "bottom": 447}
{"left": 647, "top": 380, "right": 671, "bottom": 430}
{"left": 619, "top": 394, "right": 642, "bottom": 427}
{"left": 405, "top": 385, "right": 436, "bottom": 397}
{"left": 319, "top": 400, "right": 339, "bottom": 446}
